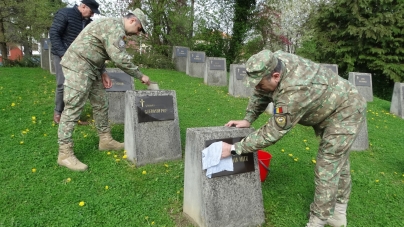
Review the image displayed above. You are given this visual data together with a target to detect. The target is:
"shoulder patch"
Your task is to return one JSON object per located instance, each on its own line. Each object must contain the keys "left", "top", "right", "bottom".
{"left": 113, "top": 36, "right": 126, "bottom": 50}
{"left": 275, "top": 115, "right": 287, "bottom": 128}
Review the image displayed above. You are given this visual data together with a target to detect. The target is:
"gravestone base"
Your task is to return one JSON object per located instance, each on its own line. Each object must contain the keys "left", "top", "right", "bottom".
{"left": 186, "top": 51, "right": 206, "bottom": 78}
{"left": 106, "top": 68, "right": 134, "bottom": 124}
{"left": 183, "top": 126, "right": 265, "bottom": 227}
{"left": 125, "top": 90, "right": 182, "bottom": 166}
{"left": 204, "top": 57, "right": 227, "bottom": 86}
{"left": 172, "top": 46, "right": 189, "bottom": 72}
{"left": 390, "top": 82, "right": 404, "bottom": 119}
{"left": 228, "top": 64, "right": 253, "bottom": 97}
{"left": 350, "top": 118, "right": 369, "bottom": 151}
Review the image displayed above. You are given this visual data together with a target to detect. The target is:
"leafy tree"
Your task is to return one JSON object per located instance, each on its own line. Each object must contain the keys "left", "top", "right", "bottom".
{"left": 302, "top": 0, "right": 404, "bottom": 99}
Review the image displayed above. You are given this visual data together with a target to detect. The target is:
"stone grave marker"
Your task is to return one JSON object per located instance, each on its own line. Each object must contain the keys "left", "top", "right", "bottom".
{"left": 40, "top": 38, "right": 50, "bottom": 71}
{"left": 204, "top": 57, "right": 227, "bottom": 86}
{"left": 124, "top": 90, "right": 182, "bottom": 166}
{"left": 350, "top": 118, "right": 369, "bottom": 151}
{"left": 105, "top": 68, "right": 134, "bottom": 124}
{"left": 348, "top": 72, "right": 373, "bottom": 102}
{"left": 228, "top": 64, "right": 253, "bottom": 97}
{"left": 172, "top": 46, "right": 189, "bottom": 73}
{"left": 390, "top": 82, "right": 404, "bottom": 119}
{"left": 183, "top": 126, "right": 265, "bottom": 227}
{"left": 186, "top": 51, "right": 206, "bottom": 78}
{"left": 321, "top": 63, "right": 338, "bottom": 75}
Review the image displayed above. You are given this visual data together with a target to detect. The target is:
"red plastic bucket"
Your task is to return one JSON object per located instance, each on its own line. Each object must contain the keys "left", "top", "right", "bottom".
{"left": 257, "top": 150, "right": 272, "bottom": 182}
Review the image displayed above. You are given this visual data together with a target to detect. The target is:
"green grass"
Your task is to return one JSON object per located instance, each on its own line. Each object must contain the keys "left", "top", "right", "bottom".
{"left": 0, "top": 67, "right": 403, "bottom": 227}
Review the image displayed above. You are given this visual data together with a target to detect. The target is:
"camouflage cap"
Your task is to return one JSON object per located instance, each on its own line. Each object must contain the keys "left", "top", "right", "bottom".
{"left": 245, "top": 50, "right": 278, "bottom": 87}
{"left": 129, "top": 8, "right": 148, "bottom": 34}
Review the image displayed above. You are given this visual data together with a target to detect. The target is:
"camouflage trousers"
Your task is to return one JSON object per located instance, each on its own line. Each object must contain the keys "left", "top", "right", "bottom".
{"left": 310, "top": 95, "right": 367, "bottom": 220}
{"left": 58, "top": 68, "right": 109, "bottom": 145}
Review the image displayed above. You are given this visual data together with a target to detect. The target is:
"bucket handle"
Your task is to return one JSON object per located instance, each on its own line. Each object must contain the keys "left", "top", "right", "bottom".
{"left": 258, "top": 159, "right": 270, "bottom": 173}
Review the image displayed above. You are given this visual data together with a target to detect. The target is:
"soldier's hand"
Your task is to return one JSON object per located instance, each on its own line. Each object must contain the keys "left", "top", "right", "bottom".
{"left": 224, "top": 120, "right": 251, "bottom": 128}
{"left": 141, "top": 75, "right": 150, "bottom": 86}
{"left": 221, "top": 142, "right": 232, "bottom": 159}
{"left": 102, "top": 72, "right": 112, "bottom": 89}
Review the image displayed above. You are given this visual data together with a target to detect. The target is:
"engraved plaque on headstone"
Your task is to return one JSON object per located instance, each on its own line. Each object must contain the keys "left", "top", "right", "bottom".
{"left": 321, "top": 64, "right": 338, "bottom": 74}
{"left": 209, "top": 59, "right": 225, "bottom": 70}
{"left": 190, "top": 52, "right": 205, "bottom": 63}
{"left": 205, "top": 137, "right": 255, "bottom": 177}
{"left": 136, "top": 96, "right": 175, "bottom": 123}
{"left": 176, "top": 47, "right": 188, "bottom": 57}
{"left": 355, "top": 74, "right": 371, "bottom": 87}
{"left": 235, "top": 67, "right": 247, "bottom": 80}
{"left": 43, "top": 39, "right": 49, "bottom": 50}
{"left": 105, "top": 72, "right": 132, "bottom": 92}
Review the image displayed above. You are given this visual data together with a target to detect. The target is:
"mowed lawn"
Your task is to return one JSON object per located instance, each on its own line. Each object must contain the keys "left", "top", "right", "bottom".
{"left": 0, "top": 67, "right": 403, "bottom": 227}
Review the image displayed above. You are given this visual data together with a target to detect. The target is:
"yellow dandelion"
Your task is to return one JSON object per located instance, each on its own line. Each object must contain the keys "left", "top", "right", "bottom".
{"left": 281, "top": 149, "right": 285, "bottom": 152}
{"left": 294, "top": 158, "right": 298, "bottom": 162}
{"left": 288, "top": 154, "right": 293, "bottom": 157}
{"left": 380, "top": 172, "right": 384, "bottom": 175}
{"left": 107, "top": 152, "right": 111, "bottom": 155}
{"left": 44, "top": 134, "right": 47, "bottom": 137}
{"left": 177, "top": 191, "right": 180, "bottom": 194}
{"left": 105, "top": 185, "right": 109, "bottom": 190}
{"left": 11, "top": 103, "right": 15, "bottom": 107}
{"left": 114, "top": 155, "right": 118, "bottom": 158}
{"left": 142, "top": 170, "right": 147, "bottom": 175}
{"left": 83, "top": 134, "right": 87, "bottom": 138}
{"left": 306, "top": 147, "right": 310, "bottom": 150}
{"left": 32, "top": 116, "right": 36, "bottom": 121}
{"left": 115, "top": 159, "right": 120, "bottom": 162}
{"left": 164, "top": 164, "right": 169, "bottom": 168}
{"left": 32, "top": 121, "right": 36, "bottom": 124}
{"left": 122, "top": 155, "right": 127, "bottom": 159}
{"left": 394, "top": 172, "right": 397, "bottom": 174}
{"left": 32, "top": 168, "right": 36, "bottom": 173}
{"left": 22, "top": 131, "right": 27, "bottom": 134}
{"left": 79, "top": 201, "right": 85, "bottom": 206}
{"left": 11, "top": 134, "right": 14, "bottom": 137}
{"left": 20, "top": 141, "right": 24, "bottom": 144}
{"left": 66, "top": 178, "right": 71, "bottom": 183}
{"left": 375, "top": 179, "right": 379, "bottom": 183}
{"left": 151, "top": 221, "right": 155, "bottom": 225}
{"left": 312, "top": 159, "right": 316, "bottom": 164}
{"left": 123, "top": 150, "right": 127, "bottom": 153}
{"left": 52, "top": 123, "right": 55, "bottom": 127}
{"left": 303, "top": 139, "right": 307, "bottom": 142}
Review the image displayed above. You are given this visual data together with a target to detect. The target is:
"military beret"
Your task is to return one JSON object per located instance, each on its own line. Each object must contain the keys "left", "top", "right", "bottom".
{"left": 245, "top": 49, "right": 278, "bottom": 87}
{"left": 129, "top": 8, "right": 148, "bottom": 34}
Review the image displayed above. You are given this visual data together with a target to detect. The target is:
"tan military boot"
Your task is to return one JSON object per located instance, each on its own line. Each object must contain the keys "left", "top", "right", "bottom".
{"left": 327, "top": 203, "right": 347, "bottom": 227}
{"left": 306, "top": 214, "right": 327, "bottom": 227}
{"left": 57, "top": 143, "right": 88, "bottom": 171}
{"left": 98, "top": 132, "right": 124, "bottom": 151}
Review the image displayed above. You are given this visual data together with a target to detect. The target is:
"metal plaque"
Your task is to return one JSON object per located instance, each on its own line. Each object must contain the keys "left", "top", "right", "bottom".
{"left": 105, "top": 72, "right": 132, "bottom": 92}
{"left": 176, "top": 47, "right": 188, "bottom": 57}
{"left": 190, "top": 53, "right": 205, "bottom": 63}
{"left": 136, "top": 95, "right": 175, "bottom": 123}
{"left": 321, "top": 64, "right": 338, "bottom": 74}
{"left": 205, "top": 137, "right": 255, "bottom": 178}
{"left": 355, "top": 74, "right": 371, "bottom": 87}
{"left": 209, "top": 59, "right": 225, "bottom": 70}
{"left": 43, "top": 39, "right": 49, "bottom": 50}
{"left": 235, "top": 67, "right": 247, "bottom": 80}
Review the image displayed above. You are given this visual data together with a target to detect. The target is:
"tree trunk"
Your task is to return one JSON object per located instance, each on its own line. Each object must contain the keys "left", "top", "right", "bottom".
{"left": 0, "top": 19, "right": 8, "bottom": 65}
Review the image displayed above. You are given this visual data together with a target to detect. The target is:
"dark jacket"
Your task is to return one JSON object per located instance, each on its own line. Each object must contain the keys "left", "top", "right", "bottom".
{"left": 49, "top": 5, "right": 92, "bottom": 57}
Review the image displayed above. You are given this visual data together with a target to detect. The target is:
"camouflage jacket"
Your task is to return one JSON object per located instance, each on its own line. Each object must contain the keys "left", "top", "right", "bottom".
{"left": 235, "top": 51, "right": 367, "bottom": 154}
{"left": 60, "top": 17, "right": 143, "bottom": 89}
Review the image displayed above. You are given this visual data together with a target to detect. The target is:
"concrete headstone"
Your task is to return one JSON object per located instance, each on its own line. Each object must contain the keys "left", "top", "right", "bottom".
{"left": 186, "top": 51, "right": 206, "bottom": 78}
{"left": 183, "top": 126, "right": 265, "bottom": 227}
{"left": 321, "top": 63, "right": 338, "bottom": 75}
{"left": 172, "top": 46, "right": 189, "bottom": 72}
{"left": 105, "top": 68, "right": 134, "bottom": 124}
{"left": 124, "top": 90, "right": 182, "bottom": 166}
{"left": 40, "top": 38, "right": 50, "bottom": 71}
{"left": 390, "top": 82, "right": 404, "bottom": 119}
{"left": 350, "top": 118, "right": 369, "bottom": 151}
{"left": 348, "top": 72, "right": 373, "bottom": 102}
{"left": 228, "top": 64, "right": 253, "bottom": 97}
{"left": 204, "top": 57, "right": 227, "bottom": 86}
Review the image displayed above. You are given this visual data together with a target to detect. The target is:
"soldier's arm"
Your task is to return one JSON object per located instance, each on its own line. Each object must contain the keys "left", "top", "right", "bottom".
{"left": 243, "top": 89, "right": 272, "bottom": 124}
{"left": 234, "top": 86, "right": 316, "bottom": 154}
{"left": 49, "top": 10, "right": 68, "bottom": 57}
{"left": 104, "top": 34, "right": 143, "bottom": 80}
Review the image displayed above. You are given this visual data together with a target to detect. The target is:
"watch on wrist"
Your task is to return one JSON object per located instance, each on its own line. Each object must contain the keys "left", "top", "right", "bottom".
{"left": 230, "top": 145, "right": 237, "bottom": 155}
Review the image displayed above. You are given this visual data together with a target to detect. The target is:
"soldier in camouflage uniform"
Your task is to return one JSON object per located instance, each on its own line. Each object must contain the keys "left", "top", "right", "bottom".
{"left": 57, "top": 9, "right": 151, "bottom": 171}
{"left": 222, "top": 50, "right": 366, "bottom": 227}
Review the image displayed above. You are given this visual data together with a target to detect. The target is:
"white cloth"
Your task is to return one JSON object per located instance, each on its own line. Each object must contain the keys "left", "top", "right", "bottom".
{"left": 201, "top": 141, "right": 234, "bottom": 178}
